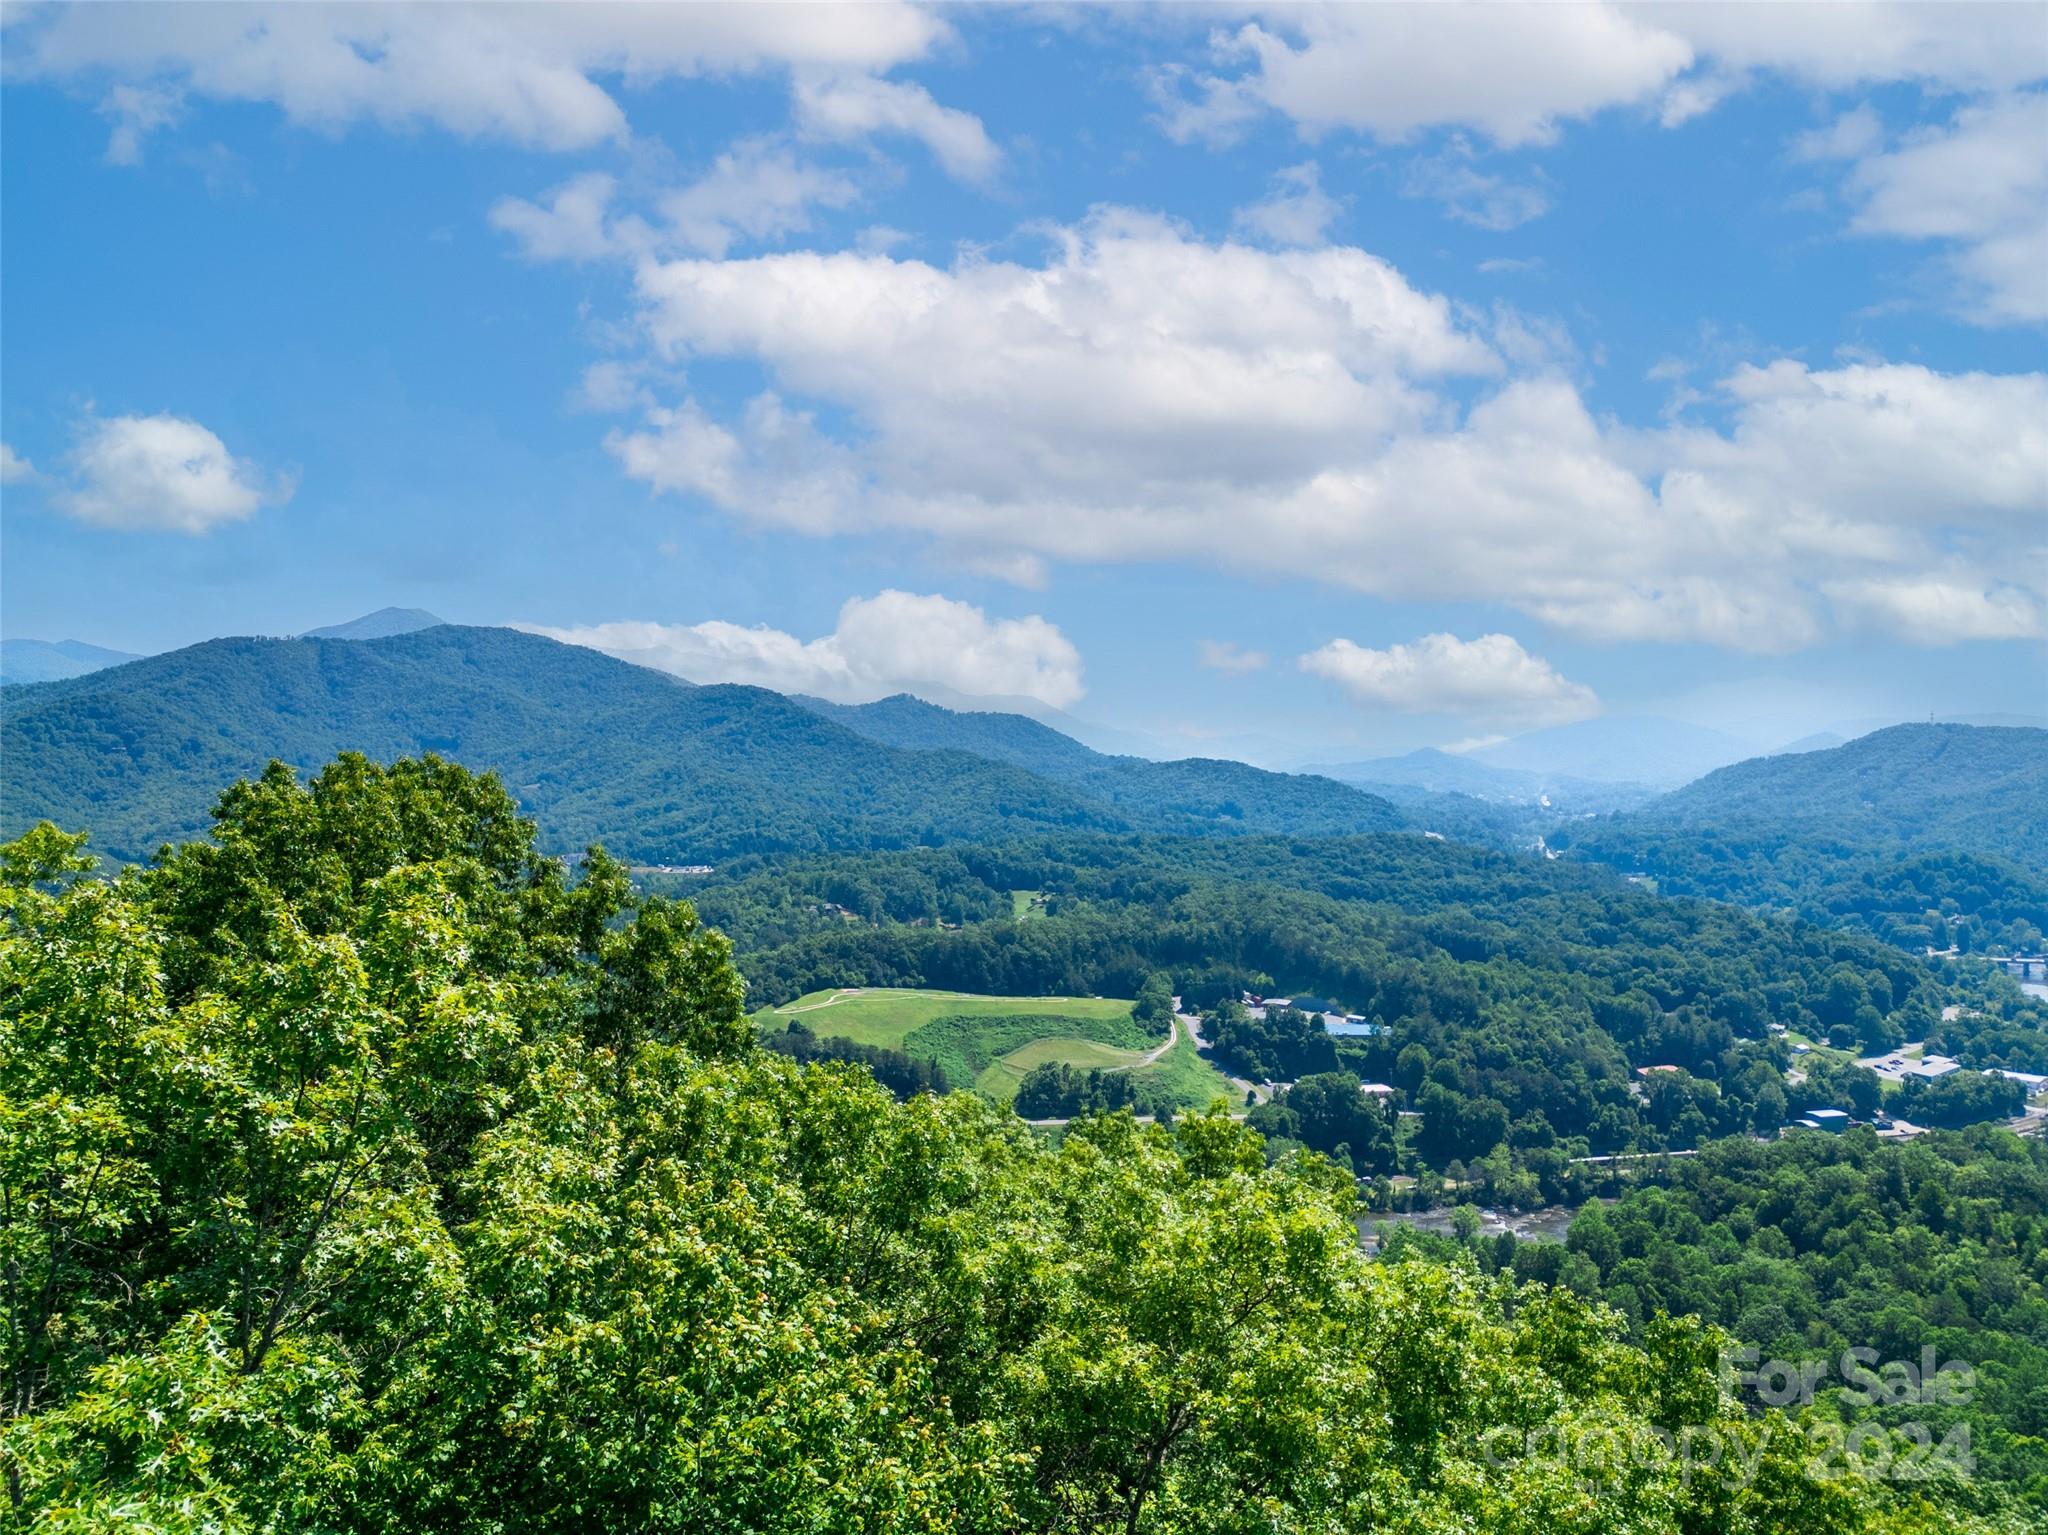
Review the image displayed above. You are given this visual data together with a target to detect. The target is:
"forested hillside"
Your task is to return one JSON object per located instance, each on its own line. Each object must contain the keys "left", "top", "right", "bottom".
{"left": 1587, "top": 725, "right": 2045, "bottom": 863}
{"left": 1557, "top": 725, "right": 2048, "bottom": 952}
{"left": 8, "top": 756, "right": 2036, "bottom": 1533}
{"left": 0, "top": 626, "right": 1400, "bottom": 863}
{"left": 684, "top": 832, "right": 2047, "bottom": 1201}
{"left": 810, "top": 691, "right": 1409, "bottom": 836}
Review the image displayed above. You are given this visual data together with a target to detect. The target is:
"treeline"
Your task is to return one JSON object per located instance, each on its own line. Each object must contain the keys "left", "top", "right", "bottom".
{"left": 760, "top": 1017, "right": 950, "bottom": 1098}
{"left": 1013, "top": 1062, "right": 1147, "bottom": 1119}
{"left": 1557, "top": 829, "right": 2048, "bottom": 958}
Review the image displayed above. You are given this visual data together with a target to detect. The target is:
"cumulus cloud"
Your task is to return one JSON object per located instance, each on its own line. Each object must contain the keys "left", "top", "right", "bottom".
{"left": 1823, "top": 575, "right": 2044, "bottom": 644}
{"left": 1839, "top": 92, "right": 2048, "bottom": 326}
{"left": 1300, "top": 632, "right": 1600, "bottom": 727}
{"left": 1150, "top": 4, "right": 2047, "bottom": 150}
{"left": 1232, "top": 161, "right": 1341, "bottom": 246}
{"left": 624, "top": 208, "right": 1497, "bottom": 525}
{"left": 0, "top": 443, "right": 36, "bottom": 484}
{"left": 792, "top": 71, "right": 1000, "bottom": 182}
{"left": 5, "top": 1, "right": 948, "bottom": 155}
{"left": 598, "top": 210, "right": 2046, "bottom": 651}
{"left": 57, "top": 412, "right": 291, "bottom": 533}
{"left": 527, "top": 590, "right": 1084, "bottom": 708}
{"left": 1199, "top": 640, "right": 1269, "bottom": 675}
{"left": 1157, "top": 6, "right": 1691, "bottom": 148}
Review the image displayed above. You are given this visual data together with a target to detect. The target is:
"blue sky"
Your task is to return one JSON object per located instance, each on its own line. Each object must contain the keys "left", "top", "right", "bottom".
{"left": 3, "top": 2, "right": 2044, "bottom": 762}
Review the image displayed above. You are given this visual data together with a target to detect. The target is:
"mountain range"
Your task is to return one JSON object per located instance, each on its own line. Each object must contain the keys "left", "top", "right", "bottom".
{"left": 300, "top": 606, "right": 447, "bottom": 641}
{"left": 0, "top": 638, "right": 144, "bottom": 687}
{"left": 1610, "top": 722, "right": 2046, "bottom": 861}
{"left": 0, "top": 625, "right": 1402, "bottom": 864}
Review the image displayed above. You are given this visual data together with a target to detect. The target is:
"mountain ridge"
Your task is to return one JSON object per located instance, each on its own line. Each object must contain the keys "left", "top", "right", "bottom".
{"left": 1, "top": 626, "right": 1403, "bottom": 863}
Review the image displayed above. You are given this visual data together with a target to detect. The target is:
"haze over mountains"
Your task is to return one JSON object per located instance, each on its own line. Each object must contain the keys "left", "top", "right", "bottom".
{"left": 300, "top": 606, "right": 446, "bottom": 641}
{"left": 0, "top": 637, "right": 143, "bottom": 686}
{"left": 1602, "top": 723, "right": 2047, "bottom": 861}
{"left": 0, "top": 607, "right": 446, "bottom": 686}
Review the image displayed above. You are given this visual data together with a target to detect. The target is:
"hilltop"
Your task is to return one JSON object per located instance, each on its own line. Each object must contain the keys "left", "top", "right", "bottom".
{"left": 1, "top": 625, "right": 1402, "bottom": 863}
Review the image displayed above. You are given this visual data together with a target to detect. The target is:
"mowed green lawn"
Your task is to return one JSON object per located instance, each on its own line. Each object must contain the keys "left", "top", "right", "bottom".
{"left": 757, "top": 988, "right": 1135, "bottom": 1051}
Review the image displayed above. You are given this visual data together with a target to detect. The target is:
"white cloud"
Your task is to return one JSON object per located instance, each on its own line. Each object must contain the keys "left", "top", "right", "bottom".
{"left": 1403, "top": 140, "right": 1550, "bottom": 230}
{"left": 1840, "top": 92, "right": 2048, "bottom": 326}
{"left": 793, "top": 71, "right": 1000, "bottom": 182}
{"left": 605, "top": 394, "right": 862, "bottom": 536}
{"left": 527, "top": 590, "right": 1085, "bottom": 708}
{"left": 1299, "top": 632, "right": 1600, "bottom": 727}
{"left": 1199, "top": 639, "right": 1269, "bottom": 674}
{"left": 572, "top": 359, "right": 655, "bottom": 415}
{"left": 97, "top": 82, "right": 182, "bottom": 164}
{"left": 58, "top": 412, "right": 290, "bottom": 534}
{"left": 490, "top": 171, "right": 620, "bottom": 263}
{"left": 1823, "top": 574, "right": 2044, "bottom": 644}
{"left": 1231, "top": 161, "right": 1341, "bottom": 246}
{"left": 1665, "top": 3, "right": 2048, "bottom": 96}
{"left": 597, "top": 213, "right": 2047, "bottom": 651}
{"left": 7, "top": 1, "right": 948, "bottom": 155}
{"left": 1149, "top": 4, "right": 2046, "bottom": 149}
{"left": 1791, "top": 105, "right": 1884, "bottom": 163}
{"left": 491, "top": 142, "right": 862, "bottom": 264}
{"left": 1161, "top": 6, "right": 1690, "bottom": 148}
{"left": 626, "top": 209, "right": 1497, "bottom": 524}
{"left": 0, "top": 443, "right": 35, "bottom": 484}
{"left": 658, "top": 138, "right": 862, "bottom": 258}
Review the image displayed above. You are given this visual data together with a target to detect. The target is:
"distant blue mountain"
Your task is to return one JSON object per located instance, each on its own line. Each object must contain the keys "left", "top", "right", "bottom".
{"left": 0, "top": 638, "right": 143, "bottom": 686}
{"left": 1469, "top": 716, "right": 1756, "bottom": 789}
{"left": 1301, "top": 746, "right": 1656, "bottom": 810}
{"left": 301, "top": 607, "right": 445, "bottom": 641}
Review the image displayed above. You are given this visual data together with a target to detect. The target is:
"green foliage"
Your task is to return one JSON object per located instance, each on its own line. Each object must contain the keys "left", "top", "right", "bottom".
{"left": 1247, "top": 1072, "right": 1397, "bottom": 1174}
{"left": 1549, "top": 1129, "right": 2048, "bottom": 1511}
{"left": 4, "top": 754, "right": 2032, "bottom": 1532}
{"left": 705, "top": 833, "right": 2041, "bottom": 1187}
{"left": 759, "top": 1018, "right": 952, "bottom": 1098}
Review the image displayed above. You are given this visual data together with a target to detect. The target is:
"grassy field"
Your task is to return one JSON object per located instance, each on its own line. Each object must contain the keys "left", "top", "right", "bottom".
{"left": 758, "top": 988, "right": 1132, "bottom": 1050}
{"left": 1010, "top": 890, "right": 1049, "bottom": 920}
{"left": 1124, "top": 1022, "right": 1237, "bottom": 1112}
{"left": 973, "top": 1035, "right": 1157, "bottom": 1099}
{"left": 757, "top": 987, "right": 1237, "bottom": 1112}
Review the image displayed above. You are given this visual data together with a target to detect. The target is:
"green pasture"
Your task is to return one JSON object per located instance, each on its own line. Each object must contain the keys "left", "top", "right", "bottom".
{"left": 757, "top": 986, "right": 1235, "bottom": 1113}
{"left": 757, "top": 987, "right": 1132, "bottom": 1050}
